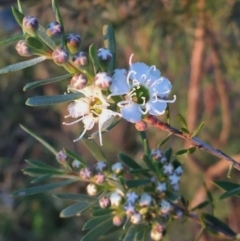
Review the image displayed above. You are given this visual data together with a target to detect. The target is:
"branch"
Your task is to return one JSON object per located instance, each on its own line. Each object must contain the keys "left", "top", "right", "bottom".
{"left": 144, "top": 115, "right": 240, "bottom": 170}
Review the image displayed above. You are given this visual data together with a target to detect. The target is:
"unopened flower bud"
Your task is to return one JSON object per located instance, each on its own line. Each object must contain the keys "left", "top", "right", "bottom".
{"left": 15, "top": 40, "right": 33, "bottom": 57}
{"left": 156, "top": 182, "right": 167, "bottom": 193}
{"left": 94, "top": 173, "right": 105, "bottom": 184}
{"left": 97, "top": 48, "right": 112, "bottom": 61}
{"left": 80, "top": 167, "right": 92, "bottom": 179}
{"left": 135, "top": 120, "right": 147, "bottom": 131}
{"left": 175, "top": 166, "right": 183, "bottom": 176}
{"left": 99, "top": 196, "right": 111, "bottom": 208}
{"left": 130, "top": 212, "right": 142, "bottom": 224}
{"left": 22, "top": 16, "right": 39, "bottom": 36}
{"left": 160, "top": 199, "right": 171, "bottom": 214}
{"left": 111, "top": 162, "right": 124, "bottom": 175}
{"left": 66, "top": 33, "right": 81, "bottom": 54}
{"left": 69, "top": 74, "right": 87, "bottom": 90}
{"left": 94, "top": 72, "right": 112, "bottom": 89}
{"left": 46, "top": 21, "right": 63, "bottom": 44}
{"left": 124, "top": 202, "right": 135, "bottom": 216}
{"left": 139, "top": 193, "right": 152, "bottom": 207}
{"left": 150, "top": 223, "right": 164, "bottom": 241}
{"left": 110, "top": 192, "right": 122, "bottom": 207}
{"left": 72, "top": 160, "right": 81, "bottom": 169}
{"left": 151, "top": 148, "right": 164, "bottom": 161}
{"left": 95, "top": 161, "right": 107, "bottom": 172}
{"left": 113, "top": 215, "right": 123, "bottom": 226}
{"left": 72, "top": 51, "right": 88, "bottom": 67}
{"left": 52, "top": 47, "right": 69, "bottom": 65}
{"left": 56, "top": 150, "right": 67, "bottom": 163}
{"left": 86, "top": 183, "right": 97, "bottom": 196}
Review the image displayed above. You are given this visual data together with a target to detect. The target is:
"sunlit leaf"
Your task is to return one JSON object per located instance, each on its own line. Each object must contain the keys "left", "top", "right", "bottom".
{"left": 60, "top": 202, "right": 93, "bottom": 218}
{"left": 53, "top": 193, "right": 96, "bottom": 202}
{"left": 11, "top": 7, "right": 24, "bottom": 27}
{"left": 0, "top": 34, "right": 24, "bottom": 46}
{"left": 83, "top": 214, "right": 113, "bottom": 230}
{"left": 102, "top": 25, "right": 116, "bottom": 73}
{"left": 17, "top": 0, "right": 24, "bottom": 13}
{"left": 26, "top": 93, "right": 83, "bottom": 106}
{"left": 20, "top": 125, "right": 58, "bottom": 155}
{"left": 177, "top": 114, "right": 188, "bottom": 130}
{"left": 23, "top": 74, "right": 72, "bottom": 91}
{"left": 158, "top": 133, "right": 172, "bottom": 147}
{"left": 0, "top": 56, "right": 46, "bottom": 74}
{"left": 192, "top": 121, "right": 204, "bottom": 137}
{"left": 213, "top": 181, "right": 240, "bottom": 197}
{"left": 107, "top": 177, "right": 125, "bottom": 192}
{"left": 89, "top": 43, "right": 99, "bottom": 74}
{"left": 11, "top": 179, "right": 77, "bottom": 197}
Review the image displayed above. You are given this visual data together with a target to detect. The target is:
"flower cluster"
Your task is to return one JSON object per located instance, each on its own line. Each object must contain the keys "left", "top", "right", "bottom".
{"left": 65, "top": 148, "right": 183, "bottom": 241}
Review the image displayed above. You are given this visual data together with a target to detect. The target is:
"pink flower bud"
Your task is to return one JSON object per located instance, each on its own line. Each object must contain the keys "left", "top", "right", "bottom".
{"left": 94, "top": 173, "right": 105, "bottom": 184}
{"left": 56, "top": 150, "right": 67, "bottom": 163}
{"left": 15, "top": 40, "right": 32, "bottom": 57}
{"left": 52, "top": 47, "right": 69, "bottom": 65}
{"left": 66, "top": 33, "right": 81, "bottom": 54}
{"left": 94, "top": 72, "right": 112, "bottom": 89}
{"left": 99, "top": 196, "right": 111, "bottom": 208}
{"left": 72, "top": 51, "right": 88, "bottom": 67}
{"left": 46, "top": 21, "right": 63, "bottom": 38}
{"left": 70, "top": 74, "right": 87, "bottom": 90}
{"left": 150, "top": 223, "right": 164, "bottom": 241}
{"left": 151, "top": 148, "right": 164, "bottom": 162}
{"left": 22, "top": 16, "right": 39, "bottom": 36}
{"left": 113, "top": 215, "right": 123, "bottom": 226}
{"left": 135, "top": 120, "right": 147, "bottom": 131}
{"left": 79, "top": 167, "right": 92, "bottom": 179}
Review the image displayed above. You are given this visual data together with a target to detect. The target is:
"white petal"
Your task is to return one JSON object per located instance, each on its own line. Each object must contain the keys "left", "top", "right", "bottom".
{"left": 82, "top": 115, "right": 96, "bottom": 130}
{"left": 148, "top": 101, "right": 167, "bottom": 116}
{"left": 110, "top": 69, "right": 130, "bottom": 96}
{"left": 67, "top": 99, "right": 89, "bottom": 118}
{"left": 120, "top": 103, "right": 142, "bottom": 123}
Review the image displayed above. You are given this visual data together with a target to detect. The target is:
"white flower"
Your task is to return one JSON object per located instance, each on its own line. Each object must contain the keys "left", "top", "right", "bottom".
{"left": 150, "top": 223, "right": 164, "bottom": 241}
{"left": 86, "top": 183, "right": 97, "bottom": 196}
{"left": 63, "top": 85, "right": 121, "bottom": 145}
{"left": 175, "top": 166, "right": 183, "bottom": 176}
{"left": 95, "top": 161, "right": 107, "bottom": 172}
{"left": 126, "top": 192, "right": 138, "bottom": 203}
{"left": 169, "top": 173, "right": 180, "bottom": 185}
{"left": 109, "top": 54, "right": 176, "bottom": 123}
{"left": 113, "top": 215, "right": 123, "bottom": 226}
{"left": 130, "top": 212, "right": 142, "bottom": 224}
{"left": 139, "top": 193, "right": 152, "bottom": 207}
{"left": 72, "top": 160, "right": 81, "bottom": 169}
{"left": 110, "top": 192, "right": 122, "bottom": 207}
{"left": 163, "top": 163, "right": 174, "bottom": 175}
{"left": 124, "top": 202, "right": 136, "bottom": 216}
{"left": 156, "top": 182, "right": 167, "bottom": 193}
{"left": 160, "top": 199, "right": 171, "bottom": 214}
{"left": 95, "top": 72, "right": 112, "bottom": 89}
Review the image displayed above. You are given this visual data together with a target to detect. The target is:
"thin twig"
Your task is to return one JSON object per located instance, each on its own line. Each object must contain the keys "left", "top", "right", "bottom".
{"left": 144, "top": 115, "right": 240, "bottom": 170}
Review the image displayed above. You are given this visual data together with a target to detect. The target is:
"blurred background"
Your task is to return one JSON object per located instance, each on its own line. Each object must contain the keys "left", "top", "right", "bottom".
{"left": 0, "top": 0, "right": 240, "bottom": 240}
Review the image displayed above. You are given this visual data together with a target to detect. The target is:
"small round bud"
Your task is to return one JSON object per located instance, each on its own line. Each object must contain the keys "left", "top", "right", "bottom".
{"left": 156, "top": 182, "right": 167, "bottom": 193}
{"left": 72, "top": 160, "right": 81, "bottom": 169}
{"left": 163, "top": 163, "right": 174, "bottom": 175}
{"left": 126, "top": 192, "right": 138, "bottom": 203}
{"left": 95, "top": 161, "right": 107, "bottom": 172}
{"left": 94, "top": 173, "right": 105, "bottom": 184}
{"left": 70, "top": 74, "right": 87, "bottom": 90}
{"left": 66, "top": 33, "right": 81, "bottom": 54}
{"left": 22, "top": 16, "right": 39, "bottom": 36}
{"left": 139, "top": 193, "right": 152, "bottom": 207}
{"left": 151, "top": 148, "right": 164, "bottom": 161}
{"left": 86, "top": 183, "right": 97, "bottom": 196}
{"left": 56, "top": 150, "right": 67, "bottom": 163}
{"left": 113, "top": 215, "right": 123, "bottom": 226}
{"left": 150, "top": 223, "right": 164, "bottom": 241}
{"left": 72, "top": 51, "right": 88, "bottom": 67}
{"left": 110, "top": 192, "right": 122, "bottom": 207}
{"left": 174, "top": 166, "right": 183, "bottom": 176}
{"left": 15, "top": 40, "right": 33, "bottom": 57}
{"left": 97, "top": 48, "right": 112, "bottom": 61}
{"left": 124, "top": 202, "right": 135, "bottom": 216}
{"left": 46, "top": 21, "right": 63, "bottom": 38}
{"left": 160, "top": 199, "right": 171, "bottom": 214}
{"left": 135, "top": 120, "right": 147, "bottom": 131}
{"left": 52, "top": 47, "right": 69, "bottom": 65}
{"left": 99, "top": 196, "right": 111, "bottom": 208}
{"left": 79, "top": 167, "right": 92, "bottom": 179}
{"left": 111, "top": 162, "right": 124, "bottom": 175}
{"left": 130, "top": 212, "right": 142, "bottom": 224}
{"left": 94, "top": 72, "right": 112, "bottom": 89}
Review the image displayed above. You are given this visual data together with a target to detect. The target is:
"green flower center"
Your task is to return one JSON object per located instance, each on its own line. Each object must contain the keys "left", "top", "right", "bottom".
{"left": 131, "top": 84, "right": 150, "bottom": 105}
{"left": 90, "top": 97, "right": 102, "bottom": 117}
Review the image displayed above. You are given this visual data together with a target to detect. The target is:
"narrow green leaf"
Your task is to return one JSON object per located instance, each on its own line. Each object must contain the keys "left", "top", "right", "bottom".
{"left": 213, "top": 181, "right": 240, "bottom": 197}
{"left": 219, "top": 186, "right": 240, "bottom": 200}
{"left": 175, "top": 149, "right": 189, "bottom": 156}
{"left": 165, "top": 190, "right": 180, "bottom": 202}
{"left": 203, "top": 182, "right": 214, "bottom": 203}
{"left": 166, "top": 104, "right": 170, "bottom": 125}
{"left": 37, "top": 25, "right": 56, "bottom": 50}
{"left": 200, "top": 213, "right": 236, "bottom": 238}
{"left": 20, "top": 125, "right": 58, "bottom": 155}
{"left": 188, "top": 147, "right": 197, "bottom": 154}
{"left": 81, "top": 216, "right": 114, "bottom": 241}
{"left": 164, "top": 148, "right": 172, "bottom": 162}
{"left": 139, "top": 131, "right": 150, "bottom": 157}
{"left": 123, "top": 225, "right": 139, "bottom": 241}
{"left": 17, "top": 0, "right": 24, "bottom": 13}
{"left": 60, "top": 202, "right": 93, "bottom": 218}
{"left": 123, "top": 216, "right": 131, "bottom": 230}
{"left": 128, "top": 169, "right": 150, "bottom": 175}
{"left": 125, "top": 179, "right": 151, "bottom": 188}
{"left": 192, "top": 121, "right": 204, "bottom": 137}
{"left": 134, "top": 227, "right": 146, "bottom": 241}
{"left": 31, "top": 175, "right": 51, "bottom": 184}
{"left": 25, "top": 159, "right": 58, "bottom": 169}
{"left": 177, "top": 113, "right": 188, "bottom": 130}
{"left": 82, "top": 138, "right": 107, "bottom": 161}
{"left": 26, "top": 93, "right": 83, "bottom": 106}
{"left": 23, "top": 74, "right": 72, "bottom": 91}
{"left": 194, "top": 226, "right": 205, "bottom": 241}
{"left": 227, "top": 163, "right": 234, "bottom": 178}
{"left": 102, "top": 25, "right": 116, "bottom": 73}
{"left": 180, "top": 127, "right": 190, "bottom": 134}
{"left": 54, "top": 193, "right": 96, "bottom": 202}
{"left": 89, "top": 44, "right": 99, "bottom": 74}
{"left": 118, "top": 153, "right": 142, "bottom": 170}
{"left": 83, "top": 214, "right": 113, "bottom": 230}
{"left": 191, "top": 200, "right": 210, "bottom": 211}
{"left": 65, "top": 148, "right": 86, "bottom": 167}
{"left": 107, "top": 178, "right": 125, "bottom": 192}
{"left": 11, "top": 7, "right": 24, "bottom": 27}
{"left": 158, "top": 133, "right": 172, "bottom": 147}
{"left": 11, "top": 179, "right": 76, "bottom": 197}
{"left": 0, "top": 56, "right": 46, "bottom": 74}
{"left": 142, "top": 154, "right": 155, "bottom": 172}
{"left": 0, "top": 34, "right": 24, "bottom": 46}
{"left": 23, "top": 167, "right": 65, "bottom": 175}
{"left": 91, "top": 208, "right": 114, "bottom": 216}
